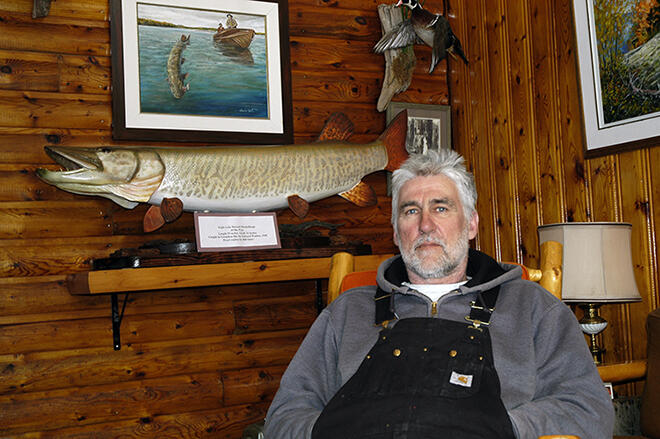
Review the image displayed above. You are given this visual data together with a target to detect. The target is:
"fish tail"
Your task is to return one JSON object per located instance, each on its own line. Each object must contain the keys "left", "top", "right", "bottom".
{"left": 379, "top": 110, "right": 408, "bottom": 171}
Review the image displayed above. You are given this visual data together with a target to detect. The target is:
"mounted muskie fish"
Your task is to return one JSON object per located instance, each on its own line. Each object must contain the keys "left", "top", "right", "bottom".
{"left": 167, "top": 34, "right": 190, "bottom": 98}
{"left": 36, "top": 112, "right": 408, "bottom": 232}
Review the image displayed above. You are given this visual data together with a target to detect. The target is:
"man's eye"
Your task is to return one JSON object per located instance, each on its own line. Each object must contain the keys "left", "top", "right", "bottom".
{"left": 404, "top": 208, "right": 418, "bottom": 215}
{"left": 435, "top": 206, "right": 447, "bottom": 212}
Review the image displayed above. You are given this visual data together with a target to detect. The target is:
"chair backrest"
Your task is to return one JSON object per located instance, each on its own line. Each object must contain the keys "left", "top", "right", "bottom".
{"left": 328, "top": 243, "right": 563, "bottom": 304}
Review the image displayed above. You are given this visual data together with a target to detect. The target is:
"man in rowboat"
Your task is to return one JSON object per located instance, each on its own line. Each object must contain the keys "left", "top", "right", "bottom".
{"left": 226, "top": 13, "right": 237, "bottom": 29}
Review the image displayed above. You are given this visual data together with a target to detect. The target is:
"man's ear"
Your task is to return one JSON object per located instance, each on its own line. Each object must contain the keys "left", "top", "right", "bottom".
{"left": 468, "top": 211, "right": 479, "bottom": 240}
{"left": 393, "top": 228, "right": 400, "bottom": 247}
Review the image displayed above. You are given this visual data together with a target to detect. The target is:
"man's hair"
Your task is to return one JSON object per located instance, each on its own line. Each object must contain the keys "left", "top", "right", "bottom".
{"left": 390, "top": 149, "right": 477, "bottom": 228}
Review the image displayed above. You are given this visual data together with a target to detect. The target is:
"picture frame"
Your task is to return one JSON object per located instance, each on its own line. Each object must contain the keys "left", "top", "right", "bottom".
{"left": 110, "top": 0, "right": 293, "bottom": 144}
{"left": 385, "top": 102, "right": 452, "bottom": 154}
{"left": 572, "top": 0, "right": 659, "bottom": 158}
{"left": 385, "top": 102, "right": 451, "bottom": 195}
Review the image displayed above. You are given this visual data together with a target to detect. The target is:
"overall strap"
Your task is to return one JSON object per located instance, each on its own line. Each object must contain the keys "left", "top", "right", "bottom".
{"left": 465, "top": 286, "right": 501, "bottom": 330}
{"left": 374, "top": 286, "right": 396, "bottom": 325}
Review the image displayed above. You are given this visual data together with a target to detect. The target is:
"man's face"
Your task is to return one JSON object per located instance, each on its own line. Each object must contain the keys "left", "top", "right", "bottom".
{"left": 394, "top": 174, "right": 478, "bottom": 284}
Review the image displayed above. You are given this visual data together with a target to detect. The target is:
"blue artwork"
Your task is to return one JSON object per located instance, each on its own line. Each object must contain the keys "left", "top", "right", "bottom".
{"left": 136, "top": 4, "right": 268, "bottom": 119}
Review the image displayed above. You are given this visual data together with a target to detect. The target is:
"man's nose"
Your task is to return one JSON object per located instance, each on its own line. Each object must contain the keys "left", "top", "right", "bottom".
{"left": 419, "top": 210, "right": 435, "bottom": 234}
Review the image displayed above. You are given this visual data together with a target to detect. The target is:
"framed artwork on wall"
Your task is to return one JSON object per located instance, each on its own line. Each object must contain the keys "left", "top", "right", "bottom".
{"left": 110, "top": 0, "right": 293, "bottom": 144}
{"left": 386, "top": 102, "right": 452, "bottom": 154}
{"left": 385, "top": 102, "right": 451, "bottom": 195}
{"left": 572, "top": 0, "right": 659, "bottom": 158}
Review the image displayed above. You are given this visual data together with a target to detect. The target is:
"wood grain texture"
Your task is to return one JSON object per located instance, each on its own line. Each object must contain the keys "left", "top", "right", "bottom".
{"left": 449, "top": 0, "right": 659, "bottom": 399}
{"left": 0, "top": 330, "right": 307, "bottom": 394}
{"left": 1, "top": 0, "right": 657, "bottom": 435}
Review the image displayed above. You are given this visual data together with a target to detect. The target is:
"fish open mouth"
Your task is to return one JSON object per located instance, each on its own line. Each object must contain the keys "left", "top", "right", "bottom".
{"left": 43, "top": 146, "right": 102, "bottom": 172}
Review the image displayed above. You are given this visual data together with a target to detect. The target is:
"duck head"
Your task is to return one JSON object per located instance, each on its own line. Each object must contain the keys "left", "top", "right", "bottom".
{"left": 395, "top": 0, "right": 421, "bottom": 9}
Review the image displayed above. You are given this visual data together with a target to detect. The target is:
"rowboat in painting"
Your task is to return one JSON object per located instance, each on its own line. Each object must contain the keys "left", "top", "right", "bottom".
{"left": 213, "top": 28, "right": 255, "bottom": 49}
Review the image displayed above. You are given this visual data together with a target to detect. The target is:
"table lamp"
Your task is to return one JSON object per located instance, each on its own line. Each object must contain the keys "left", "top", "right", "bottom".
{"left": 538, "top": 222, "right": 642, "bottom": 364}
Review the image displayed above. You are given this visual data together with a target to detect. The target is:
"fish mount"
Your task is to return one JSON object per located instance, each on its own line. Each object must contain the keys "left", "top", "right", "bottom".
{"left": 36, "top": 111, "right": 409, "bottom": 233}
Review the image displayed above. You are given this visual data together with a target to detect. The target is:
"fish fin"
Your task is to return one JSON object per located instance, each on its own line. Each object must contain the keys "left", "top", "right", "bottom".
{"left": 144, "top": 205, "right": 166, "bottom": 233}
{"left": 317, "top": 112, "right": 354, "bottom": 142}
{"left": 161, "top": 197, "right": 183, "bottom": 223}
{"left": 379, "top": 109, "right": 408, "bottom": 171}
{"left": 288, "top": 195, "right": 310, "bottom": 218}
{"left": 339, "top": 181, "right": 377, "bottom": 207}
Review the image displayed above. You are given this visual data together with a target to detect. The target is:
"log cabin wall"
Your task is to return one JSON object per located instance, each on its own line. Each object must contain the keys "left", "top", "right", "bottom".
{"left": 0, "top": 0, "right": 656, "bottom": 437}
{"left": 0, "top": 0, "right": 438, "bottom": 436}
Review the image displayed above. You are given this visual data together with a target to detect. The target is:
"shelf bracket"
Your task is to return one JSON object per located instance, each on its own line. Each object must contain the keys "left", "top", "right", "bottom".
{"left": 111, "top": 292, "right": 130, "bottom": 350}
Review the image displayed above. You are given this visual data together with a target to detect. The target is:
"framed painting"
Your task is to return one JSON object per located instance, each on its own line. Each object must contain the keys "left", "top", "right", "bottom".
{"left": 572, "top": 0, "right": 659, "bottom": 158}
{"left": 110, "top": 0, "right": 293, "bottom": 144}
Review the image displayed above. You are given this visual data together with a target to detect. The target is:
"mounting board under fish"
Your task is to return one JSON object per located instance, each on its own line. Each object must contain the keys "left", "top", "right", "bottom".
{"left": 36, "top": 111, "right": 408, "bottom": 232}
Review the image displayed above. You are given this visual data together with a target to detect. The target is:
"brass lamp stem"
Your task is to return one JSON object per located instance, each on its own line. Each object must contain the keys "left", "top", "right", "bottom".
{"left": 577, "top": 303, "right": 607, "bottom": 365}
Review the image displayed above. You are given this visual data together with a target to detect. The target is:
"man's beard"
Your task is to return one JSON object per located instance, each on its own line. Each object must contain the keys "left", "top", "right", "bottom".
{"left": 399, "top": 226, "right": 470, "bottom": 280}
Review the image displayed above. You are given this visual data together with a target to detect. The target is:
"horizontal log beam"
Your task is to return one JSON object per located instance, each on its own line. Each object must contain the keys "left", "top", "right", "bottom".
{"left": 597, "top": 360, "right": 647, "bottom": 383}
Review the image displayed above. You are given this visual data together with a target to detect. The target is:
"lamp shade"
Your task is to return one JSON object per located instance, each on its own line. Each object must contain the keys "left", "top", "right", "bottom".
{"left": 537, "top": 222, "right": 641, "bottom": 303}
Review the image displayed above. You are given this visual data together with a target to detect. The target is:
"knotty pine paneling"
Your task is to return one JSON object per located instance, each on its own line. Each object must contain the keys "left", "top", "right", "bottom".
{"left": 448, "top": 0, "right": 659, "bottom": 398}
{"left": 0, "top": 0, "right": 418, "bottom": 435}
{"left": 1, "top": 0, "right": 657, "bottom": 437}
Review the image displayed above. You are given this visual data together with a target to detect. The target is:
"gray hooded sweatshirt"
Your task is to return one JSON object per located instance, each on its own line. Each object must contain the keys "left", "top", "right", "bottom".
{"left": 265, "top": 250, "right": 614, "bottom": 439}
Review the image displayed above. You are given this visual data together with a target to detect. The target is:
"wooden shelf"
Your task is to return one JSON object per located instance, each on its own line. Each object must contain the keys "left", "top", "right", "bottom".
{"left": 66, "top": 254, "right": 389, "bottom": 350}
{"left": 66, "top": 254, "right": 392, "bottom": 295}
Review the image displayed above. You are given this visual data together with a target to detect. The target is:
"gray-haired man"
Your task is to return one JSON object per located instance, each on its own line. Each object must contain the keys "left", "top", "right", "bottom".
{"left": 265, "top": 149, "right": 614, "bottom": 439}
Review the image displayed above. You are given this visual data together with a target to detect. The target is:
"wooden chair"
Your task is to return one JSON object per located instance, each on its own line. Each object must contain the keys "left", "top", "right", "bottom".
{"left": 328, "top": 249, "right": 647, "bottom": 379}
{"left": 327, "top": 247, "right": 582, "bottom": 439}
{"left": 328, "top": 241, "right": 564, "bottom": 304}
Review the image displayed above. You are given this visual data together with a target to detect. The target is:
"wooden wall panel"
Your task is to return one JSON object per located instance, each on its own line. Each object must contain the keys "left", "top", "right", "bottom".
{"left": 1, "top": 0, "right": 657, "bottom": 436}
{"left": 449, "top": 0, "right": 659, "bottom": 399}
{"left": 485, "top": 1, "right": 519, "bottom": 262}
{"left": 0, "top": 0, "right": 409, "bottom": 435}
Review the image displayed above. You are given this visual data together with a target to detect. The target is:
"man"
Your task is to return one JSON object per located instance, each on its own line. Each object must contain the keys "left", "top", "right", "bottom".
{"left": 265, "top": 150, "right": 614, "bottom": 438}
{"left": 226, "top": 13, "right": 238, "bottom": 29}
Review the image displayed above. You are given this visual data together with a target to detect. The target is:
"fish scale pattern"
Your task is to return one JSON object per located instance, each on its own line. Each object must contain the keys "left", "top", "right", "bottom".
{"left": 152, "top": 142, "right": 388, "bottom": 212}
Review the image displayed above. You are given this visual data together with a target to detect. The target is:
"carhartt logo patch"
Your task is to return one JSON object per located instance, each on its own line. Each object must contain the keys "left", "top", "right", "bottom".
{"left": 449, "top": 371, "right": 473, "bottom": 387}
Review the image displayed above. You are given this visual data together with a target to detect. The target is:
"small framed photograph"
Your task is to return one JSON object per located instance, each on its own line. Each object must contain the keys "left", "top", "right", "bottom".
{"left": 385, "top": 103, "right": 451, "bottom": 194}
{"left": 110, "top": 0, "right": 293, "bottom": 144}
{"left": 386, "top": 102, "right": 452, "bottom": 154}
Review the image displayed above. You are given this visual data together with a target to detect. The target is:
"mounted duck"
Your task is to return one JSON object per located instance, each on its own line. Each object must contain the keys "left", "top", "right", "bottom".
{"left": 374, "top": 0, "right": 468, "bottom": 74}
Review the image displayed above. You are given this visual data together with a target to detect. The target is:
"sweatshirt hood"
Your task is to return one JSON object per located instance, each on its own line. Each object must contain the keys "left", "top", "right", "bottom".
{"left": 374, "top": 249, "right": 523, "bottom": 323}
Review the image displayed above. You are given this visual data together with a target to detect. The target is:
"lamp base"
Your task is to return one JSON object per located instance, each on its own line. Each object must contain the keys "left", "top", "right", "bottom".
{"left": 578, "top": 303, "right": 607, "bottom": 365}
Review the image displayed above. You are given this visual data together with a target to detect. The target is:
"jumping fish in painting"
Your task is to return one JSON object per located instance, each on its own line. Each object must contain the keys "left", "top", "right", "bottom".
{"left": 166, "top": 34, "right": 190, "bottom": 98}
{"left": 36, "top": 112, "right": 408, "bottom": 232}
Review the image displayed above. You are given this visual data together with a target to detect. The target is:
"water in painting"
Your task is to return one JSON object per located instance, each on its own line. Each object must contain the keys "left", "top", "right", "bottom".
{"left": 137, "top": 6, "right": 268, "bottom": 119}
